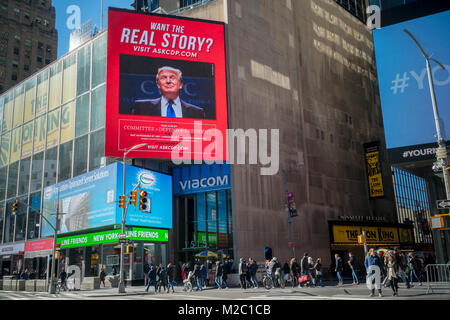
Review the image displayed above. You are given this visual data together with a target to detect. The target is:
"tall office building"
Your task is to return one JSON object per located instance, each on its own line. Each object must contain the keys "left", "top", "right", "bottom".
{"left": 0, "top": 0, "right": 58, "bottom": 94}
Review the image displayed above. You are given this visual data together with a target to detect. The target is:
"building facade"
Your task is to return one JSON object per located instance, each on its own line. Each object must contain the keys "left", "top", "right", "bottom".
{"left": 0, "top": 0, "right": 58, "bottom": 94}
{"left": 0, "top": 0, "right": 414, "bottom": 286}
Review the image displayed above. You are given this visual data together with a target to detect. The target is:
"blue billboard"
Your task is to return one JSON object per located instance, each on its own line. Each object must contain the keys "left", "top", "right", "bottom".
{"left": 172, "top": 164, "right": 230, "bottom": 196}
{"left": 42, "top": 163, "right": 172, "bottom": 236}
{"left": 373, "top": 10, "right": 450, "bottom": 154}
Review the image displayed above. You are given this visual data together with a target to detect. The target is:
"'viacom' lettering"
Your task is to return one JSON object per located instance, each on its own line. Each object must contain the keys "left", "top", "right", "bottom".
{"left": 180, "top": 176, "right": 228, "bottom": 191}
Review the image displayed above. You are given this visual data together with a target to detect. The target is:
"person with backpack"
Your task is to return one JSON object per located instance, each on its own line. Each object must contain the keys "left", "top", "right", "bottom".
{"left": 156, "top": 264, "right": 168, "bottom": 293}
{"left": 222, "top": 260, "right": 230, "bottom": 289}
{"left": 313, "top": 258, "right": 324, "bottom": 287}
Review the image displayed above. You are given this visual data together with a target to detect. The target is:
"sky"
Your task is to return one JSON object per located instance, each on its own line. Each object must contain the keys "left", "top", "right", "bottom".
{"left": 53, "top": 0, "right": 130, "bottom": 58}
{"left": 373, "top": 10, "right": 450, "bottom": 150}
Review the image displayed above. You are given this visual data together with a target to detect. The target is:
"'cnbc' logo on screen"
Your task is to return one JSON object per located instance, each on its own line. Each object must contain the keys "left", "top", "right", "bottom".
{"left": 138, "top": 172, "right": 156, "bottom": 187}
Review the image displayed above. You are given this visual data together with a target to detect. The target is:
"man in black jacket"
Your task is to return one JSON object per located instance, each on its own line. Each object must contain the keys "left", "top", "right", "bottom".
{"left": 300, "top": 253, "right": 311, "bottom": 287}
{"left": 348, "top": 252, "right": 359, "bottom": 285}
{"left": 145, "top": 265, "right": 157, "bottom": 293}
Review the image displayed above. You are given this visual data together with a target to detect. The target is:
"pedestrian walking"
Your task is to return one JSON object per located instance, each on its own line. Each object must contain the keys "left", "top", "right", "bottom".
{"left": 145, "top": 265, "right": 157, "bottom": 293}
{"left": 249, "top": 258, "right": 259, "bottom": 288}
{"left": 385, "top": 252, "right": 400, "bottom": 297}
{"left": 215, "top": 261, "right": 223, "bottom": 289}
{"left": 313, "top": 258, "right": 324, "bottom": 287}
{"left": 200, "top": 263, "right": 207, "bottom": 288}
{"left": 222, "top": 260, "right": 230, "bottom": 289}
{"left": 365, "top": 248, "right": 384, "bottom": 297}
{"left": 59, "top": 268, "right": 67, "bottom": 291}
{"left": 393, "top": 249, "right": 410, "bottom": 288}
{"left": 334, "top": 254, "right": 344, "bottom": 286}
{"left": 348, "top": 252, "right": 359, "bottom": 285}
{"left": 246, "top": 259, "right": 254, "bottom": 288}
{"left": 300, "top": 253, "right": 312, "bottom": 287}
{"left": 193, "top": 263, "right": 203, "bottom": 291}
{"left": 157, "top": 264, "right": 168, "bottom": 293}
{"left": 167, "top": 263, "right": 175, "bottom": 293}
{"left": 290, "top": 258, "right": 300, "bottom": 288}
{"left": 408, "top": 253, "right": 423, "bottom": 286}
{"left": 307, "top": 257, "right": 316, "bottom": 287}
{"left": 99, "top": 265, "right": 106, "bottom": 288}
{"left": 238, "top": 258, "right": 248, "bottom": 289}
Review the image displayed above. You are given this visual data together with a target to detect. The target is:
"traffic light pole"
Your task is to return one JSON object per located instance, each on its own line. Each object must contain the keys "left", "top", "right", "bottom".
{"left": 119, "top": 143, "right": 147, "bottom": 294}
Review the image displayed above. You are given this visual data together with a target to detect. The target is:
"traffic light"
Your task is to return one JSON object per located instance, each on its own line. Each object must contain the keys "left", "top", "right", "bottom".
{"left": 139, "top": 190, "right": 150, "bottom": 212}
{"left": 12, "top": 201, "right": 18, "bottom": 216}
{"left": 126, "top": 245, "right": 134, "bottom": 255}
{"left": 119, "top": 195, "right": 126, "bottom": 208}
{"left": 55, "top": 251, "right": 60, "bottom": 259}
{"left": 130, "top": 189, "right": 138, "bottom": 208}
{"left": 358, "top": 234, "right": 366, "bottom": 244}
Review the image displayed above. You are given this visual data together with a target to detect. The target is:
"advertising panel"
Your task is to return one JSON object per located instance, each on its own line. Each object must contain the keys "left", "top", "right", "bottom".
{"left": 105, "top": 8, "right": 228, "bottom": 161}
{"left": 332, "top": 225, "right": 400, "bottom": 244}
{"left": 364, "top": 142, "right": 385, "bottom": 198}
{"left": 373, "top": 11, "right": 450, "bottom": 163}
{"left": 41, "top": 163, "right": 172, "bottom": 237}
{"left": 172, "top": 163, "right": 230, "bottom": 195}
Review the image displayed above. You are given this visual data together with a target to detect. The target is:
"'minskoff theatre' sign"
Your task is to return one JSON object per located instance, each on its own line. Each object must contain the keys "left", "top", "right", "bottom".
{"left": 173, "top": 164, "right": 230, "bottom": 195}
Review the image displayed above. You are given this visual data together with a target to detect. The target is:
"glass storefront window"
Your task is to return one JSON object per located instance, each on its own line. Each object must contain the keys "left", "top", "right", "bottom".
{"left": 89, "top": 129, "right": 104, "bottom": 171}
{"left": 77, "top": 44, "right": 91, "bottom": 96}
{"left": 62, "top": 53, "right": 77, "bottom": 104}
{"left": 2, "top": 90, "right": 13, "bottom": 133}
{"left": 91, "top": 85, "right": 105, "bottom": 131}
{"left": 30, "top": 152, "right": 44, "bottom": 192}
{"left": 75, "top": 93, "right": 89, "bottom": 137}
{"left": 44, "top": 147, "right": 57, "bottom": 188}
{"left": 46, "top": 108, "right": 60, "bottom": 149}
{"left": 73, "top": 135, "right": 88, "bottom": 177}
{"left": 27, "top": 192, "right": 41, "bottom": 240}
{"left": 61, "top": 101, "right": 75, "bottom": 144}
{"left": 18, "top": 157, "right": 31, "bottom": 196}
{"left": 85, "top": 246, "right": 100, "bottom": 277}
{"left": 10, "top": 126, "right": 22, "bottom": 163}
{"left": 92, "top": 34, "right": 106, "bottom": 88}
{"left": 7, "top": 161, "right": 18, "bottom": 199}
{"left": 36, "top": 70, "right": 48, "bottom": 116}
{"left": 48, "top": 61, "right": 62, "bottom": 110}
{"left": 58, "top": 140, "right": 72, "bottom": 182}
{"left": 14, "top": 195, "right": 27, "bottom": 241}
{"left": 13, "top": 85, "right": 24, "bottom": 128}
{"left": 0, "top": 132, "right": 10, "bottom": 167}
{"left": 24, "top": 78, "right": 36, "bottom": 123}
{"left": 0, "top": 166, "right": 6, "bottom": 200}
{"left": 102, "top": 244, "right": 121, "bottom": 277}
{"left": 21, "top": 121, "right": 33, "bottom": 159}
{"left": 33, "top": 115, "right": 46, "bottom": 154}
{"left": 4, "top": 199, "right": 16, "bottom": 242}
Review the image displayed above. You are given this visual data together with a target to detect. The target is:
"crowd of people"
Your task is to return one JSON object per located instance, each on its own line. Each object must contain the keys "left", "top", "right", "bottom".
{"left": 138, "top": 248, "right": 433, "bottom": 295}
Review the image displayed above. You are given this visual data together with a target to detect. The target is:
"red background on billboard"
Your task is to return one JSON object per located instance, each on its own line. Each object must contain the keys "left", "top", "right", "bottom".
{"left": 105, "top": 9, "right": 228, "bottom": 160}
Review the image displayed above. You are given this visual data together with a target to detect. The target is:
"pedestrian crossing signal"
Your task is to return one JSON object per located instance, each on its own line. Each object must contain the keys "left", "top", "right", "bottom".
{"left": 12, "top": 201, "right": 18, "bottom": 215}
{"left": 358, "top": 234, "right": 366, "bottom": 244}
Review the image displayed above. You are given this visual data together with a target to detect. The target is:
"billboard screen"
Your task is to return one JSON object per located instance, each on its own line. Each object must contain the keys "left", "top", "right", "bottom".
{"left": 105, "top": 8, "right": 228, "bottom": 161}
{"left": 41, "top": 163, "right": 172, "bottom": 236}
{"left": 373, "top": 10, "right": 450, "bottom": 163}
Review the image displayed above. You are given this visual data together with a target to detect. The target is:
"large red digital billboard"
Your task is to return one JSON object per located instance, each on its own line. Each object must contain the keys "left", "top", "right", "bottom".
{"left": 105, "top": 8, "right": 228, "bottom": 161}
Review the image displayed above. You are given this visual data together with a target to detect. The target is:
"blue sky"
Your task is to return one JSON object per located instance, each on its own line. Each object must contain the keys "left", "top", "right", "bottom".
{"left": 53, "top": 0, "right": 129, "bottom": 58}
{"left": 373, "top": 10, "right": 450, "bottom": 149}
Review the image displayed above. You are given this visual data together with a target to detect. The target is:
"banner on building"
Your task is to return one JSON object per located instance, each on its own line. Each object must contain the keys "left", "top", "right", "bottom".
{"left": 105, "top": 8, "right": 228, "bottom": 161}
{"left": 364, "top": 141, "right": 385, "bottom": 198}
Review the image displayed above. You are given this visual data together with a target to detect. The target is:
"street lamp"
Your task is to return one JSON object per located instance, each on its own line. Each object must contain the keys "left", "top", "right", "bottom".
{"left": 404, "top": 29, "right": 449, "bottom": 200}
{"left": 118, "top": 143, "right": 147, "bottom": 293}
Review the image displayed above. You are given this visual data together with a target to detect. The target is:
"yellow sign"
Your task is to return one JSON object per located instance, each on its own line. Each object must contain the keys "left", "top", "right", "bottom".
{"left": 333, "top": 225, "right": 399, "bottom": 244}
{"left": 365, "top": 151, "right": 384, "bottom": 198}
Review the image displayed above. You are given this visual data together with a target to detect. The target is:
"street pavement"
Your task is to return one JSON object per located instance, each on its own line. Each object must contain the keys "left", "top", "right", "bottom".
{"left": 1, "top": 281, "right": 449, "bottom": 300}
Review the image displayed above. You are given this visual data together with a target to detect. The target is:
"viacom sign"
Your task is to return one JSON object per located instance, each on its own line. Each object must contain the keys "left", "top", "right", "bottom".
{"left": 173, "top": 164, "right": 231, "bottom": 195}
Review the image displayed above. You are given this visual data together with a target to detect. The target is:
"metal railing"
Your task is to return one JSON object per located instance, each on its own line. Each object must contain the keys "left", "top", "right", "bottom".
{"left": 425, "top": 264, "right": 450, "bottom": 294}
